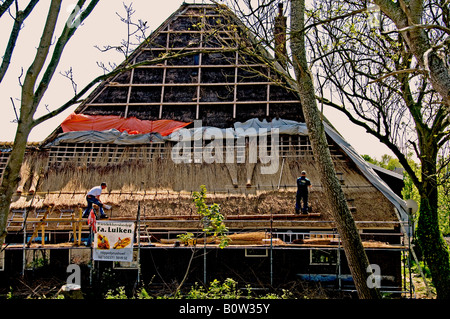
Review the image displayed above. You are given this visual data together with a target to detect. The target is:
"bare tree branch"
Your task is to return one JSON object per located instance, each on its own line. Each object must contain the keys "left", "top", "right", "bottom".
{"left": 0, "top": 0, "right": 14, "bottom": 19}
{"left": 0, "top": 0, "right": 39, "bottom": 83}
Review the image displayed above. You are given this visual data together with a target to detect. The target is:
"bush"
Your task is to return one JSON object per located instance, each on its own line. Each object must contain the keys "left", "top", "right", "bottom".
{"left": 103, "top": 278, "right": 293, "bottom": 299}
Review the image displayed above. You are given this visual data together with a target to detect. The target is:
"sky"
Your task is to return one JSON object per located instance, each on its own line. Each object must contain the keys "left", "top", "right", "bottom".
{"left": 0, "top": 0, "right": 393, "bottom": 160}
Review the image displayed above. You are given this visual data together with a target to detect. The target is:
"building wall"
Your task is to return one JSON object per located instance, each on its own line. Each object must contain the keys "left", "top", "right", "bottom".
{"left": 0, "top": 245, "right": 403, "bottom": 294}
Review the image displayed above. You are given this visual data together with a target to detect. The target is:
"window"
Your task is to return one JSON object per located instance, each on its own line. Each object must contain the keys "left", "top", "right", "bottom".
{"left": 310, "top": 249, "right": 338, "bottom": 265}
{"left": 308, "top": 231, "right": 339, "bottom": 265}
{"left": 245, "top": 248, "right": 268, "bottom": 258}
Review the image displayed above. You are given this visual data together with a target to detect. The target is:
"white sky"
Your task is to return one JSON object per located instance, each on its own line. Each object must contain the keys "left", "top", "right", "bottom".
{"left": 0, "top": 0, "right": 393, "bottom": 160}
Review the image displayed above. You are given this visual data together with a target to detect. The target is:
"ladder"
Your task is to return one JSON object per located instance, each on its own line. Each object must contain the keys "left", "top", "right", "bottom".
{"left": 7, "top": 209, "right": 27, "bottom": 232}
{"left": 138, "top": 224, "right": 152, "bottom": 244}
{"left": 35, "top": 209, "right": 49, "bottom": 227}
{"left": 57, "top": 209, "right": 74, "bottom": 227}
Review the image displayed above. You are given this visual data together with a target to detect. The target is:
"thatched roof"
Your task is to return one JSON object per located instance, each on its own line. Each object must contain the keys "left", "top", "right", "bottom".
{"left": 6, "top": 3, "right": 406, "bottom": 233}
{"left": 42, "top": 2, "right": 303, "bottom": 146}
{"left": 9, "top": 152, "right": 400, "bottom": 231}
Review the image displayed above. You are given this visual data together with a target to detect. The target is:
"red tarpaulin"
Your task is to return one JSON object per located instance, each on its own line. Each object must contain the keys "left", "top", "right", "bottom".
{"left": 60, "top": 113, "right": 191, "bottom": 136}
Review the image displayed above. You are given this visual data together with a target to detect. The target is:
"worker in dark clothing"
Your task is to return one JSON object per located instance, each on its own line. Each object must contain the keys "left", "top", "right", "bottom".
{"left": 296, "top": 170, "right": 311, "bottom": 214}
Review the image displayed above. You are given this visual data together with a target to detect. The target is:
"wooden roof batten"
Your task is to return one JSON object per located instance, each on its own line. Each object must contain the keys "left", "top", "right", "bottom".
{"left": 42, "top": 3, "right": 301, "bottom": 145}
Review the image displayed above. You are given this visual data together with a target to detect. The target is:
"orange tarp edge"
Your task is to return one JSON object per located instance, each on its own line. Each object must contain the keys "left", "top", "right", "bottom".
{"left": 61, "top": 113, "right": 191, "bottom": 136}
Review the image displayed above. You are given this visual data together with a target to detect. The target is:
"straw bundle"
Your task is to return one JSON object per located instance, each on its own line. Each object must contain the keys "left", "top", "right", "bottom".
{"left": 7, "top": 149, "right": 399, "bottom": 226}
{"left": 226, "top": 231, "right": 281, "bottom": 245}
{"left": 38, "top": 153, "right": 323, "bottom": 194}
{"left": 362, "top": 240, "right": 392, "bottom": 248}
{"left": 293, "top": 238, "right": 333, "bottom": 245}
{"left": 159, "top": 232, "right": 285, "bottom": 246}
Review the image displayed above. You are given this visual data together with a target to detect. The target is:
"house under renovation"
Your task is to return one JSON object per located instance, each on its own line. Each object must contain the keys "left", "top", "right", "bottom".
{"left": 0, "top": 3, "right": 412, "bottom": 296}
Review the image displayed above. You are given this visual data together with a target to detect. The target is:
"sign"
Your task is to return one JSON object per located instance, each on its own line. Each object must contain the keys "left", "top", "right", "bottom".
{"left": 93, "top": 221, "right": 135, "bottom": 262}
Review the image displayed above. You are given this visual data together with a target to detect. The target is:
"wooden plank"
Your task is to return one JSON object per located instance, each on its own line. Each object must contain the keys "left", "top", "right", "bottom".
{"left": 41, "top": 224, "right": 45, "bottom": 245}
{"left": 72, "top": 211, "right": 77, "bottom": 245}
{"left": 27, "top": 207, "right": 52, "bottom": 247}
{"left": 77, "top": 208, "right": 83, "bottom": 246}
{"left": 13, "top": 218, "right": 79, "bottom": 222}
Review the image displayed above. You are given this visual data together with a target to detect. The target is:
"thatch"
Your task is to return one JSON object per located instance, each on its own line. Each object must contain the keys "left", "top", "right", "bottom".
{"left": 8, "top": 150, "right": 399, "bottom": 231}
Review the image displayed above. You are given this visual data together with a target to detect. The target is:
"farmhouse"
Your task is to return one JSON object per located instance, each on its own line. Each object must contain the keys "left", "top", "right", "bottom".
{"left": 0, "top": 3, "right": 411, "bottom": 295}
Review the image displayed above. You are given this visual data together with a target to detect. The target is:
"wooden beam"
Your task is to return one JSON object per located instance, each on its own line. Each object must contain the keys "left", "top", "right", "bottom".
{"left": 27, "top": 206, "right": 53, "bottom": 247}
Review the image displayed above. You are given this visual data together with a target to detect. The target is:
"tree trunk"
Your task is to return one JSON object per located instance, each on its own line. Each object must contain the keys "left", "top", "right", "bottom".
{"left": 0, "top": 122, "right": 33, "bottom": 246}
{"left": 0, "top": 0, "right": 63, "bottom": 246}
{"left": 416, "top": 149, "right": 450, "bottom": 299}
{"left": 290, "top": 0, "right": 381, "bottom": 299}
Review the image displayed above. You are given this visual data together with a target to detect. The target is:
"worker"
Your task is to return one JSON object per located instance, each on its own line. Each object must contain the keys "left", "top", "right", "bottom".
{"left": 295, "top": 171, "right": 311, "bottom": 214}
{"left": 82, "top": 182, "right": 108, "bottom": 219}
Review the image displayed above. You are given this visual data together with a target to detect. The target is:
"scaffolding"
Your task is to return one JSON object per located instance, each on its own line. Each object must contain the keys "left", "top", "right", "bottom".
{"left": 4, "top": 206, "right": 422, "bottom": 298}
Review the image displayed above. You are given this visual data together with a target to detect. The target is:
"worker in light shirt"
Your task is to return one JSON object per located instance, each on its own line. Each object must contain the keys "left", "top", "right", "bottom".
{"left": 82, "top": 182, "right": 108, "bottom": 219}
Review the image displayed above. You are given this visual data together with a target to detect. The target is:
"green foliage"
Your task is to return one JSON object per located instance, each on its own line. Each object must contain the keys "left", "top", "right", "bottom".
{"left": 259, "top": 289, "right": 294, "bottom": 299}
{"left": 362, "top": 154, "right": 402, "bottom": 171}
{"left": 364, "top": 152, "right": 450, "bottom": 236}
{"left": 103, "top": 278, "right": 293, "bottom": 299}
{"left": 400, "top": 155, "right": 450, "bottom": 235}
{"left": 26, "top": 257, "right": 48, "bottom": 269}
{"left": 412, "top": 260, "right": 432, "bottom": 279}
{"left": 177, "top": 232, "right": 194, "bottom": 245}
{"left": 105, "top": 286, "right": 128, "bottom": 299}
{"left": 186, "top": 278, "right": 243, "bottom": 299}
{"left": 192, "top": 185, "right": 229, "bottom": 248}
{"left": 135, "top": 287, "right": 153, "bottom": 299}
{"left": 6, "top": 287, "right": 13, "bottom": 299}
{"left": 437, "top": 156, "right": 450, "bottom": 235}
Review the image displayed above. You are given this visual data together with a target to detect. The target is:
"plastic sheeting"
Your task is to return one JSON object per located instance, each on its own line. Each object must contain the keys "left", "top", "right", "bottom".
{"left": 49, "top": 129, "right": 165, "bottom": 146}
{"left": 234, "top": 118, "right": 308, "bottom": 136}
{"left": 165, "top": 118, "right": 308, "bottom": 141}
{"left": 48, "top": 116, "right": 409, "bottom": 226}
{"left": 60, "top": 113, "right": 190, "bottom": 136}
{"left": 52, "top": 117, "right": 309, "bottom": 144}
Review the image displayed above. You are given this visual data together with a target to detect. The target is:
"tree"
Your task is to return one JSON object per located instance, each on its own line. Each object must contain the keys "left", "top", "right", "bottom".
{"left": 0, "top": 0, "right": 101, "bottom": 246}
{"left": 362, "top": 154, "right": 402, "bottom": 171}
{"left": 192, "top": 185, "right": 230, "bottom": 249}
{"left": 371, "top": 0, "right": 450, "bottom": 299}
{"left": 289, "top": 0, "right": 381, "bottom": 299}
{"left": 308, "top": 0, "right": 450, "bottom": 298}
{"left": 176, "top": 186, "right": 230, "bottom": 294}
{"left": 220, "top": 0, "right": 381, "bottom": 298}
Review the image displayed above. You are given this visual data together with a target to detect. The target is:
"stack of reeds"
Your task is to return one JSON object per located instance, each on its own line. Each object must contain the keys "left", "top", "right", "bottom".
{"left": 225, "top": 231, "right": 285, "bottom": 245}
{"left": 158, "top": 231, "right": 286, "bottom": 246}
{"left": 293, "top": 238, "right": 333, "bottom": 245}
